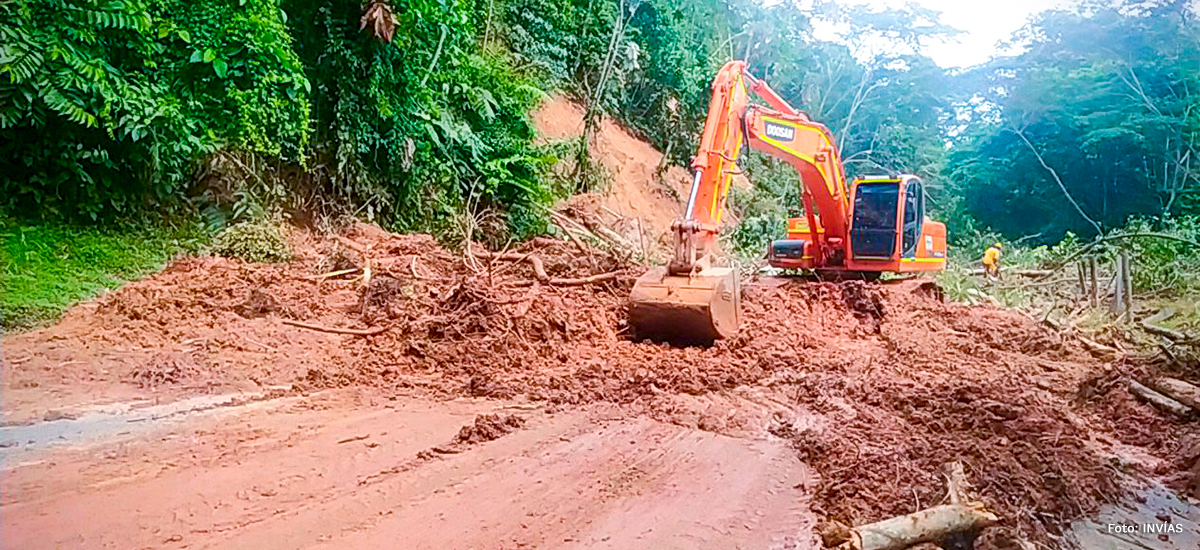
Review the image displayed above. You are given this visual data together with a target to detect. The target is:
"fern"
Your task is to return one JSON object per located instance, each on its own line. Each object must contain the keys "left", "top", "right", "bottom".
{"left": 40, "top": 85, "right": 98, "bottom": 126}
{"left": 0, "top": 42, "right": 46, "bottom": 84}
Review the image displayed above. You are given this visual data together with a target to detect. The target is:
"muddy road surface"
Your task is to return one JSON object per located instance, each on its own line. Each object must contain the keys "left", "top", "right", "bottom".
{"left": 2, "top": 391, "right": 814, "bottom": 549}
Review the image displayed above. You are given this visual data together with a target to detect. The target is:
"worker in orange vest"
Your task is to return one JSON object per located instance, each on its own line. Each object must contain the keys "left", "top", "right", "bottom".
{"left": 982, "top": 242, "right": 1003, "bottom": 280}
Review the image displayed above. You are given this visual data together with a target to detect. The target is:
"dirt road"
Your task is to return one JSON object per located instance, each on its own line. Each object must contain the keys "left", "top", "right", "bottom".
{"left": 2, "top": 389, "right": 815, "bottom": 549}
{"left": 2, "top": 223, "right": 1196, "bottom": 549}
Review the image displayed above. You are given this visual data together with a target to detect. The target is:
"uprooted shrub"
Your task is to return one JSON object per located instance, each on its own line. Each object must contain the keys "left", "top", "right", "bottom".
{"left": 210, "top": 222, "right": 291, "bottom": 262}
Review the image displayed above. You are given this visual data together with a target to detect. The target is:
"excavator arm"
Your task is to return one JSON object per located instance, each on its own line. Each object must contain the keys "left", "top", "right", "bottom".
{"left": 632, "top": 60, "right": 854, "bottom": 343}
{"left": 668, "top": 60, "right": 854, "bottom": 276}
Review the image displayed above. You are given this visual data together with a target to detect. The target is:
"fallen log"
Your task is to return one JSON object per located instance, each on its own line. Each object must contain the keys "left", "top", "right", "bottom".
{"left": 1140, "top": 321, "right": 1188, "bottom": 342}
{"left": 969, "top": 268, "right": 1053, "bottom": 277}
{"left": 838, "top": 503, "right": 999, "bottom": 550}
{"left": 1127, "top": 380, "right": 1192, "bottom": 417}
{"left": 1145, "top": 377, "right": 1200, "bottom": 411}
{"left": 281, "top": 319, "right": 390, "bottom": 336}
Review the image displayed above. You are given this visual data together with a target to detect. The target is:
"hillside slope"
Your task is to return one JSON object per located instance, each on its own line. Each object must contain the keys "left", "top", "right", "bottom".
{"left": 534, "top": 97, "right": 692, "bottom": 250}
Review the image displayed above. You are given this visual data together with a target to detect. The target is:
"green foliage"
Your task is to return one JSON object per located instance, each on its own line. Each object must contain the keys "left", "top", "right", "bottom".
{"left": 0, "top": 216, "right": 207, "bottom": 328}
{"left": 501, "top": 0, "right": 596, "bottom": 82}
{"left": 728, "top": 215, "right": 783, "bottom": 259}
{"left": 2, "top": 0, "right": 1191, "bottom": 281}
{"left": 943, "top": 216, "right": 1199, "bottom": 304}
{"left": 1112, "top": 216, "right": 1199, "bottom": 294}
{"left": 283, "top": 0, "right": 559, "bottom": 241}
{"left": 2, "top": 0, "right": 559, "bottom": 243}
{"left": 510, "top": 0, "right": 959, "bottom": 237}
{"left": 947, "top": 0, "right": 1199, "bottom": 242}
{"left": 209, "top": 221, "right": 291, "bottom": 262}
{"left": 0, "top": 0, "right": 310, "bottom": 220}
{"left": 725, "top": 178, "right": 787, "bottom": 258}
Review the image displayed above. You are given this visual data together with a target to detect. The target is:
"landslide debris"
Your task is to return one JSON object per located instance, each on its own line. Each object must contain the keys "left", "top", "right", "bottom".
{"left": 4, "top": 222, "right": 1195, "bottom": 549}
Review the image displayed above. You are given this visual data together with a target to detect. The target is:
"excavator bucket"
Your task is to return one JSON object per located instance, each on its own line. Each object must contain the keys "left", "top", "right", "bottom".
{"left": 628, "top": 266, "right": 740, "bottom": 345}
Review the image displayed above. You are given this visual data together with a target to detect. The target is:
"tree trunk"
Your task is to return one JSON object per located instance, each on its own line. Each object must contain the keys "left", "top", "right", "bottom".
{"left": 843, "top": 503, "right": 998, "bottom": 550}
{"left": 1089, "top": 256, "right": 1098, "bottom": 307}
{"left": 1121, "top": 248, "right": 1133, "bottom": 315}
{"left": 1128, "top": 380, "right": 1193, "bottom": 417}
{"left": 1110, "top": 253, "right": 1126, "bottom": 316}
{"left": 1077, "top": 262, "right": 1086, "bottom": 300}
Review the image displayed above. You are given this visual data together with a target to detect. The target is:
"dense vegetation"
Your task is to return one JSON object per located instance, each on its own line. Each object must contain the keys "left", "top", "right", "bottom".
{"left": 1, "top": 0, "right": 1197, "bottom": 326}
{"left": 4, "top": 0, "right": 1196, "bottom": 234}
{"left": 948, "top": 1, "right": 1198, "bottom": 241}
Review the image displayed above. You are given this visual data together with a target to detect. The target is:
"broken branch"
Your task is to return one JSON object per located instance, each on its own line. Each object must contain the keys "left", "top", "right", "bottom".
{"left": 281, "top": 319, "right": 390, "bottom": 336}
{"left": 1041, "top": 233, "right": 1200, "bottom": 277}
{"left": 303, "top": 268, "right": 360, "bottom": 281}
{"left": 968, "top": 269, "right": 1053, "bottom": 277}
{"left": 472, "top": 250, "right": 621, "bottom": 286}
{"left": 1076, "top": 334, "right": 1123, "bottom": 360}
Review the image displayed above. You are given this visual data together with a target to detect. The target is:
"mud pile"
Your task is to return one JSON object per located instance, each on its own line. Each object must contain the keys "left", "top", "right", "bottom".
{"left": 307, "top": 226, "right": 1194, "bottom": 544}
{"left": 4, "top": 223, "right": 1194, "bottom": 548}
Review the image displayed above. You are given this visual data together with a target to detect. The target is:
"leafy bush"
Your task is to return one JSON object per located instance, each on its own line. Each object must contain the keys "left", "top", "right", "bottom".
{"left": 210, "top": 221, "right": 291, "bottom": 262}
{"left": 0, "top": 0, "right": 310, "bottom": 220}
{"left": 283, "top": 0, "right": 560, "bottom": 241}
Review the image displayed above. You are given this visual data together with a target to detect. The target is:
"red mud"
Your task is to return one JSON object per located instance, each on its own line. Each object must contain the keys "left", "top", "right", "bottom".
{"left": 3, "top": 223, "right": 1196, "bottom": 548}
{"left": 533, "top": 96, "right": 692, "bottom": 251}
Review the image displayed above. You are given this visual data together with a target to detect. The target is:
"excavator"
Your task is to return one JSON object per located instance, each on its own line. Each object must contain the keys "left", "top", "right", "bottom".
{"left": 628, "top": 60, "right": 947, "bottom": 344}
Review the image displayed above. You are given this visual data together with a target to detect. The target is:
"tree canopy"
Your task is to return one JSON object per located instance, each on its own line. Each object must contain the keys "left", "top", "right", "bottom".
{"left": 949, "top": 0, "right": 1199, "bottom": 241}
{"left": 2, "top": 0, "right": 1196, "bottom": 245}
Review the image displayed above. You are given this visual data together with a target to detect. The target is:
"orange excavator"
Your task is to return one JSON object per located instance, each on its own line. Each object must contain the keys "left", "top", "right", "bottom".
{"left": 628, "top": 60, "right": 947, "bottom": 344}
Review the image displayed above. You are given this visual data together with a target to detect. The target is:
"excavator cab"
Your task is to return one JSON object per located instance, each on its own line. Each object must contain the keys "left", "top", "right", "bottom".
{"left": 848, "top": 178, "right": 905, "bottom": 260}
{"left": 770, "top": 176, "right": 946, "bottom": 274}
{"left": 845, "top": 176, "right": 946, "bottom": 272}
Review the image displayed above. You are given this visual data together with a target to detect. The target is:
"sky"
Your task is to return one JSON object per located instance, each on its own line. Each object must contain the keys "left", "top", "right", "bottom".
{"left": 818, "top": 0, "right": 1068, "bottom": 68}
{"left": 910, "top": 0, "right": 1066, "bottom": 67}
